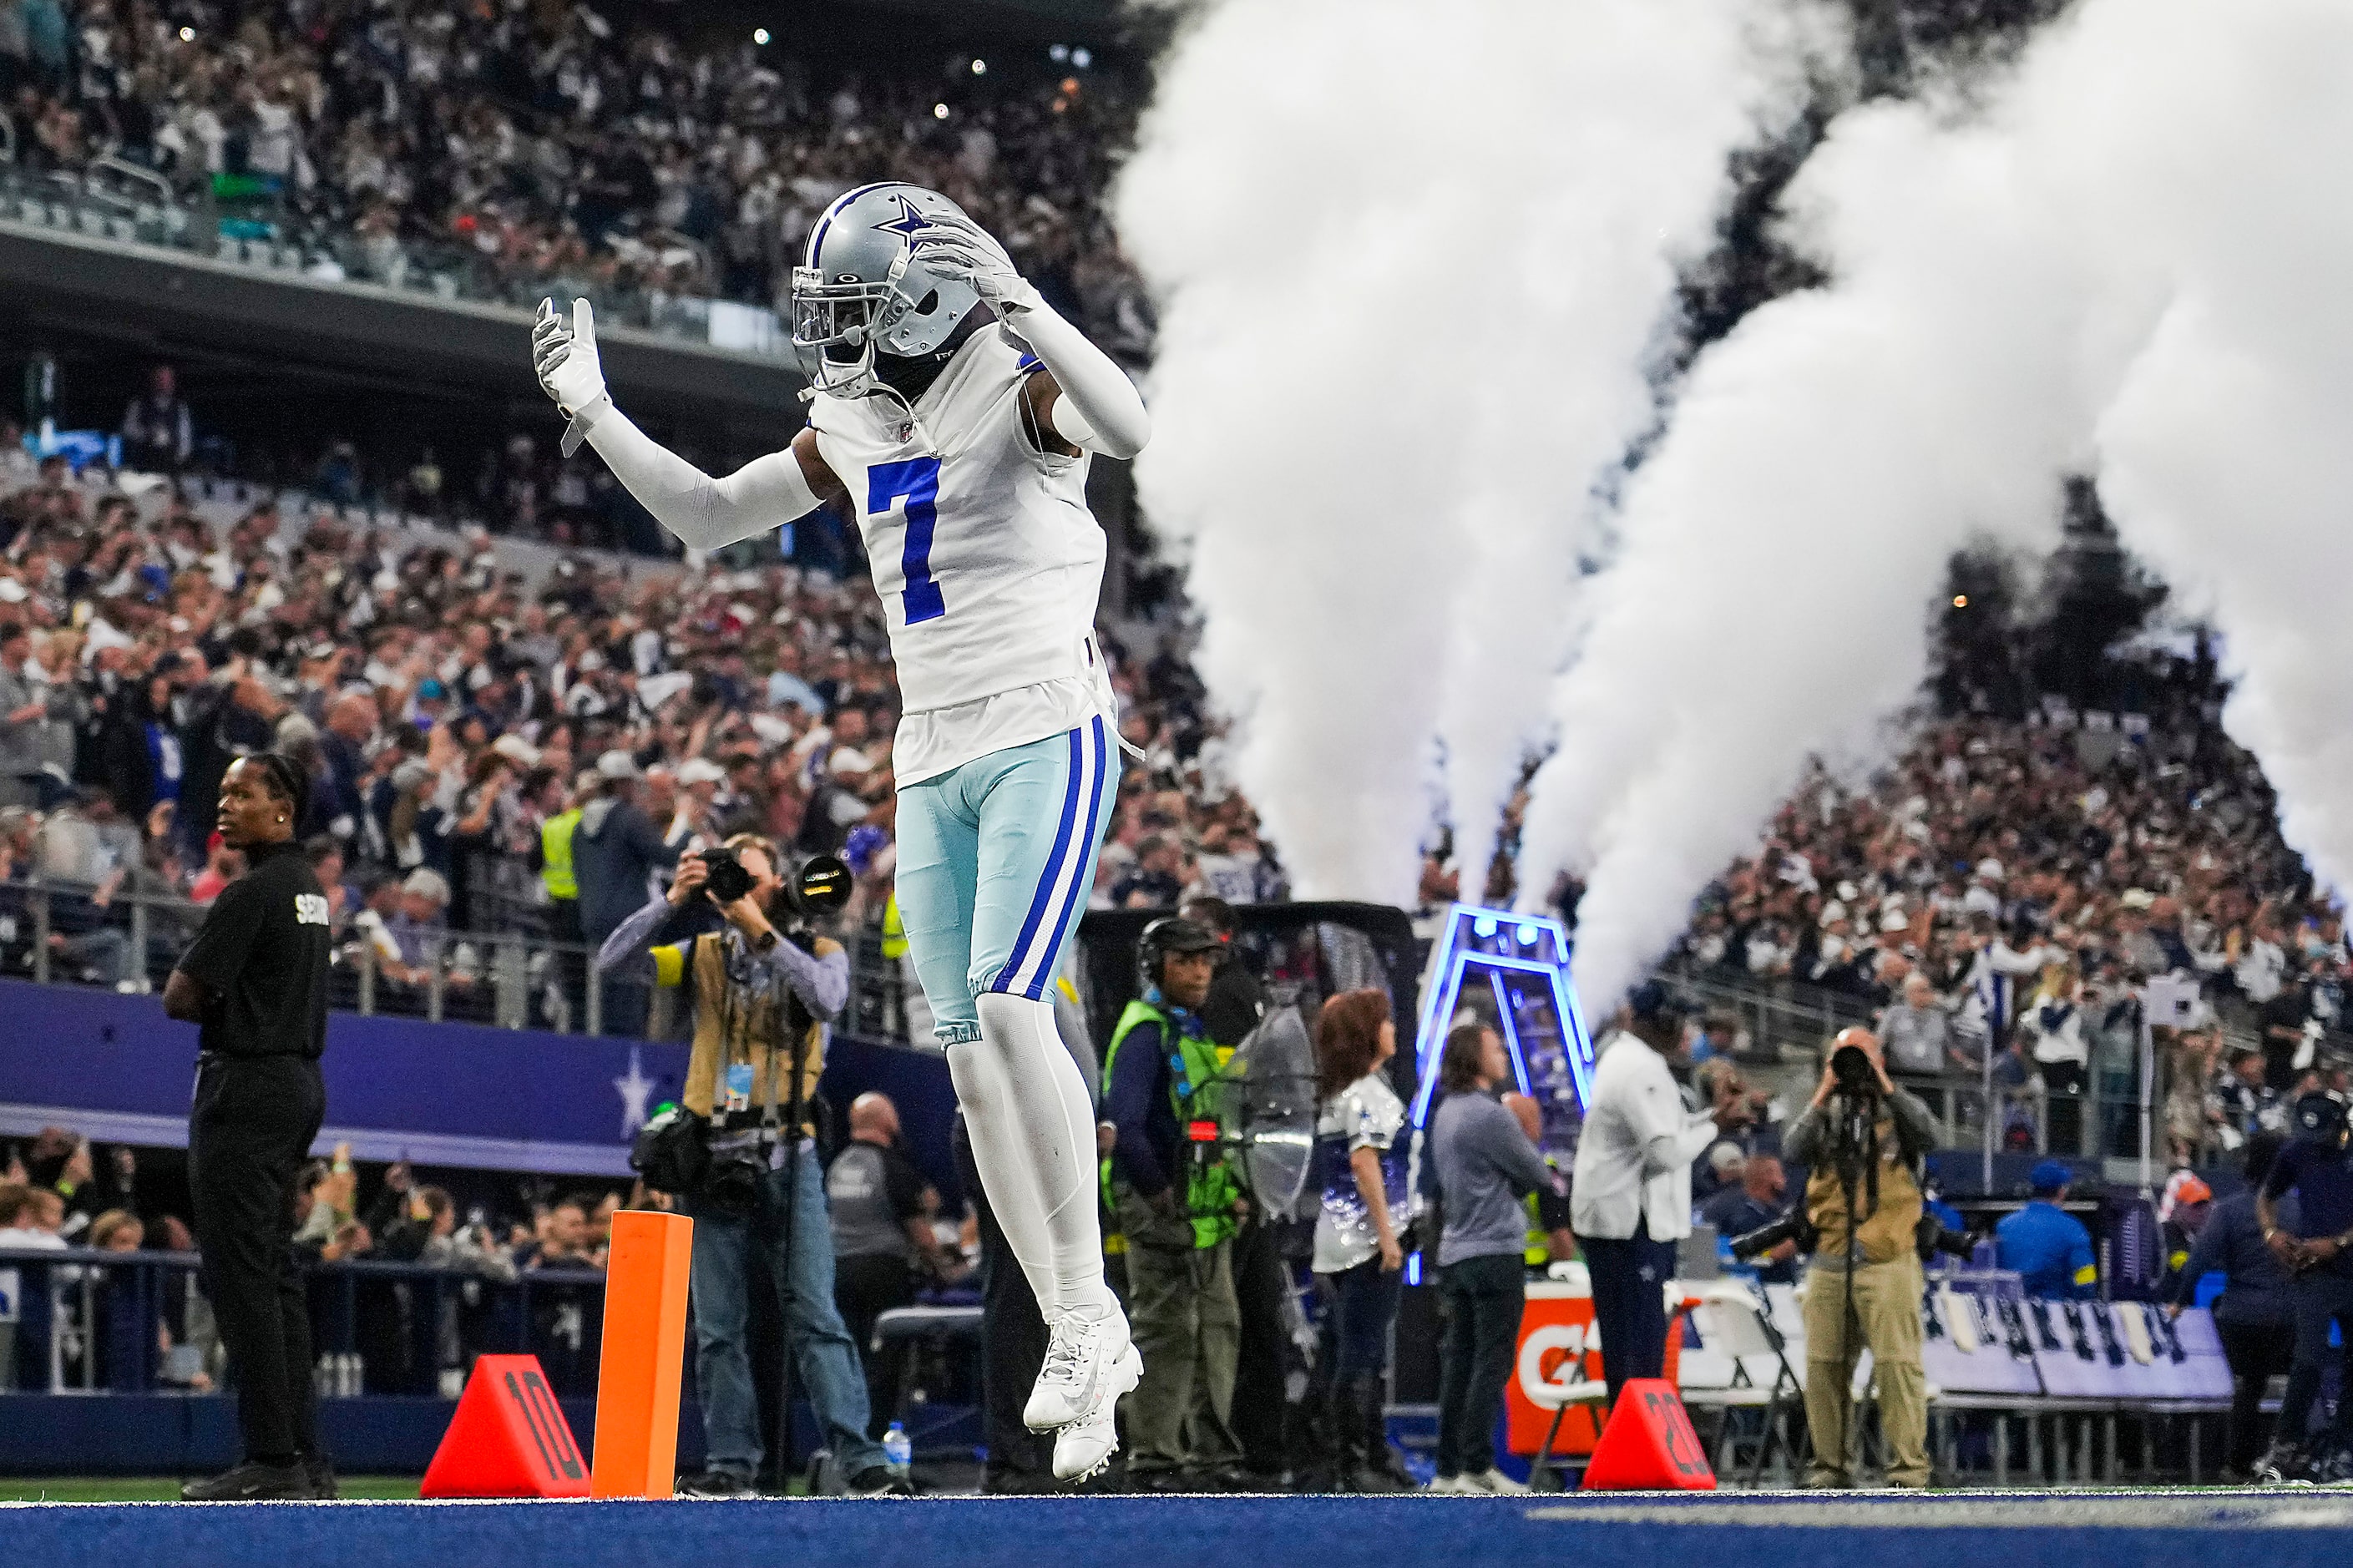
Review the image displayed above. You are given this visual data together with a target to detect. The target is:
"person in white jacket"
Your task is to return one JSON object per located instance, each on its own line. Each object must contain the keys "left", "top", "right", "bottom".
{"left": 1571, "top": 982, "right": 1742, "bottom": 1399}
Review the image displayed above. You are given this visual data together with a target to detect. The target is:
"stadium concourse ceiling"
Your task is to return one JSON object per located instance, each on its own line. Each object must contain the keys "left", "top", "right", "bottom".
{"left": 0, "top": 219, "right": 806, "bottom": 452}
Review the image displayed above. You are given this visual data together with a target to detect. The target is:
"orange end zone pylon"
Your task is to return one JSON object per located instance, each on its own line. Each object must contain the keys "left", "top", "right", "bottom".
{"left": 590, "top": 1209, "right": 696, "bottom": 1499}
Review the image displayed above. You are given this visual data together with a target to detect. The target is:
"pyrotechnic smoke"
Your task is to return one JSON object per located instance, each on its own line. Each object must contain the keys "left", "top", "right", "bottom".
{"left": 1518, "top": 0, "right": 2353, "bottom": 1010}
{"left": 1116, "top": 0, "right": 1819, "bottom": 904}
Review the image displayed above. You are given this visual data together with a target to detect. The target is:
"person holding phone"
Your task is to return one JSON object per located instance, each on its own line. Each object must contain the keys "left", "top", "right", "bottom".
{"left": 162, "top": 752, "right": 334, "bottom": 1500}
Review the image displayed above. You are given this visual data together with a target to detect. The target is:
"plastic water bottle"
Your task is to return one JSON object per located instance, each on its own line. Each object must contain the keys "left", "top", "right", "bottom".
{"left": 882, "top": 1422, "right": 912, "bottom": 1477}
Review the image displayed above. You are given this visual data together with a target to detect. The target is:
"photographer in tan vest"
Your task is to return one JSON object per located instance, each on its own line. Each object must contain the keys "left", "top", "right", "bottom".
{"left": 597, "top": 835, "right": 899, "bottom": 1496}
{"left": 1784, "top": 1026, "right": 1938, "bottom": 1489}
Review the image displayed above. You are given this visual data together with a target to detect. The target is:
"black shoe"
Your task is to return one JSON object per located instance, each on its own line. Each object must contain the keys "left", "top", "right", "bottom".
{"left": 676, "top": 1469, "right": 759, "bottom": 1499}
{"left": 1127, "top": 1467, "right": 1207, "bottom": 1494}
{"left": 981, "top": 1465, "right": 1061, "bottom": 1495}
{"left": 180, "top": 1460, "right": 320, "bottom": 1501}
{"left": 845, "top": 1465, "right": 914, "bottom": 1497}
{"left": 302, "top": 1454, "right": 339, "bottom": 1500}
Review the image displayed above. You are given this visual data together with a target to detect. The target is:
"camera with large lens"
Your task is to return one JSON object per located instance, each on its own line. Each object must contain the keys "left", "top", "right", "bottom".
{"left": 701, "top": 846, "right": 756, "bottom": 905}
{"left": 1730, "top": 1212, "right": 1815, "bottom": 1262}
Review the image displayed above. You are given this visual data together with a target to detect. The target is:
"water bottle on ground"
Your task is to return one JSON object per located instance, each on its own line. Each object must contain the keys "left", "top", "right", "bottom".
{"left": 883, "top": 1422, "right": 912, "bottom": 1478}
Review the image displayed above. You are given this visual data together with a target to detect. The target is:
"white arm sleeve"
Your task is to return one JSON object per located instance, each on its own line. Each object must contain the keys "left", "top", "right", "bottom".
{"left": 1005, "top": 301, "right": 1150, "bottom": 460}
{"left": 577, "top": 396, "right": 823, "bottom": 551}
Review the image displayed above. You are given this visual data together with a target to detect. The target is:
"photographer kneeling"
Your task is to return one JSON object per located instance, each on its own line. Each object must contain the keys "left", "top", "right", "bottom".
{"left": 1783, "top": 1026, "right": 1938, "bottom": 1490}
{"left": 596, "top": 837, "right": 898, "bottom": 1497}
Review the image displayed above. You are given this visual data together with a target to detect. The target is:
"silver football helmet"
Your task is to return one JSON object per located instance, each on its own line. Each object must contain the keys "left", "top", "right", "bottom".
{"left": 791, "top": 183, "right": 984, "bottom": 397}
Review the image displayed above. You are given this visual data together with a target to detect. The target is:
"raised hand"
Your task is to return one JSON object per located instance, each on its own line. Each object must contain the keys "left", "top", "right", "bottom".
{"left": 911, "top": 214, "right": 1038, "bottom": 313}
{"left": 534, "top": 298, "right": 608, "bottom": 443}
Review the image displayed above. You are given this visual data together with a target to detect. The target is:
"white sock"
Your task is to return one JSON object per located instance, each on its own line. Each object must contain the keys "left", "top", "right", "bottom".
{"left": 954, "top": 989, "right": 1114, "bottom": 1323}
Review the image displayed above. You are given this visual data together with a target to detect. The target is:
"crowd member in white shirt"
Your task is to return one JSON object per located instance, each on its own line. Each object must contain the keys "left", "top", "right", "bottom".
{"left": 1571, "top": 983, "right": 1745, "bottom": 1401}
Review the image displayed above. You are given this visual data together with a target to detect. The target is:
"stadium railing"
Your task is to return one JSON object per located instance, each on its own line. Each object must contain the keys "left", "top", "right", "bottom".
{"left": 0, "top": 159, "right": 790, "bottom": 361}
{"left": 0, "top": 1245, "right": 605, "bottom": 1398}
{"left": 0, "top": 877, "right": 913, "bottom": 1044}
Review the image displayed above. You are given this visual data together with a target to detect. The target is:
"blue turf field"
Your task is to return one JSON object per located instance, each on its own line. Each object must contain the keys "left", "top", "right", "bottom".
{"left": 8, "top": 1489, "right": 2351, "bottom": 1568}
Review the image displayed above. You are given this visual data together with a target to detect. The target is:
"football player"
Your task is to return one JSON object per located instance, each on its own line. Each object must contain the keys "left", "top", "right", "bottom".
{"left": 532, "top": 183, "right": 1149, "bottom": 1481}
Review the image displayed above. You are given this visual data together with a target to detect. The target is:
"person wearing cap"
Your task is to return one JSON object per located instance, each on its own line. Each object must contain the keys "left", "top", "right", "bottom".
{"left": 573, "top": 749, "right": 679, "bottom": 1035}
{"left": 2254, "top": 1090, "right": 2353, "bottom": 1483}
{"left": 1101, "top": 916, "right": 1247, "bottom": 1490}
{"left": 1782, "top": 1026, "right": 1939, "bottom": 1487}
{"left": 2209, "top": 1043, "right": 2286, "bottom": 1148}
{"left": 1571, "top": 982, "right": 1745, "bottom": 1403}
{"left": 1996, "top": 1161, "right": 2097, "bottom": 1298}
{"left": 2170, "top": 1135, "right": 2295, "bottom": 1475}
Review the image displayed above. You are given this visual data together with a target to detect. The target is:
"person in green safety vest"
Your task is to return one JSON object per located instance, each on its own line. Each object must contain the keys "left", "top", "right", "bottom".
{"left": 530, "top": 769, "right": 589, "bottom": 1027}
{"left": 1101, "top": 916, "right": 1247, "bottom": 1490}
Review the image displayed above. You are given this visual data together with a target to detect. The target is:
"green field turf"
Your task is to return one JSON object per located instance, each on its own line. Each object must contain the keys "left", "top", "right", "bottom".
{"left": 0, "top": 1475, "right": 422, "bottom": 1503}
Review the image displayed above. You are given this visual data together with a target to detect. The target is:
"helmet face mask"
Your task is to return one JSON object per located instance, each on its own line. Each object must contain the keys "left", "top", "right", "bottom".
{"left": 792, "top": 184, "right": 984, "bottom": 397}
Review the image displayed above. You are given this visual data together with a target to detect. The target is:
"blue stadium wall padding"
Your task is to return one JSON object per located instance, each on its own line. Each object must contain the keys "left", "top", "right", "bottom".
{"left": 0, "top": 975, "right": 962, "bottom": 1189}
{"left": 7, "top": 1490, "right": 2352, "bottom": 1568}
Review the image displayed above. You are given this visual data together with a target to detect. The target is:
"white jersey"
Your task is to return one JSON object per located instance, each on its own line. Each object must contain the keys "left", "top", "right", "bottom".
{"left": 808, "top": 326, "right": 1113, "bottom": 785}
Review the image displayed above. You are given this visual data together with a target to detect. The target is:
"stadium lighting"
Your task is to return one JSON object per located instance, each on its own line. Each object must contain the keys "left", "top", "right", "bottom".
{"left": 934, "top": 103, "right": 950, "bottom": 119}
{"left": 971, "top": 58, "right": 988, "bottom": 75}
{"left": 179, "top": 23, "right": 194, "bottom": 39}
{"left": 1409, "top": 903, "right": 1598, "bottom": 1130}
{"left": 1050, "top": 43, "right": 1070, "bottom": 63}
{"left": 1071, "top": 47, "right": 1093, "bottom": 68}
{"left": 1953, "top": 594, "right": 1969, "bottom": 608}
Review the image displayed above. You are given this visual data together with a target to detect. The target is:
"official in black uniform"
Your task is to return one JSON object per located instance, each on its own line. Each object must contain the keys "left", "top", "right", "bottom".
{"left": 164, "top": 753, "right": 335, "bottom": 1500}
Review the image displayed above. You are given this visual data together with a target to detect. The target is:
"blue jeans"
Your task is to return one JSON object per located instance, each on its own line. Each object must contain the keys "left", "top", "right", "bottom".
{"left": 684, "top": 1148, "right": 886, "bottom": 1479}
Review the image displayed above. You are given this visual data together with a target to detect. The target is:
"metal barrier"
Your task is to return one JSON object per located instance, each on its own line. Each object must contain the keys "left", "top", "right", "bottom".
{"left": 0, "top": 162, "right": 787, "bottom": 357}
{"left": 0, "top": 877, "right": 912, "bottom": 1044}
{"left": 0, "top": 1246, "right": 607, "bottom": 1398}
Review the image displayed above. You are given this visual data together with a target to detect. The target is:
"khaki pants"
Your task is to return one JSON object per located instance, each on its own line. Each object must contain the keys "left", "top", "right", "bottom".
{"left": 1116, "top": 1188, "right": 1241, "bottom": 1474}
{"left": 1800, "top": 1256, "right": 1930, "bottom": 1488}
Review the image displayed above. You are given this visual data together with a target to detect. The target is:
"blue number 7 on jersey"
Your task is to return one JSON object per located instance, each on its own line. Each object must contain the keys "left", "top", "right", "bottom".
{"left": 870, "top": 457, "right": 945, "bottom": 625}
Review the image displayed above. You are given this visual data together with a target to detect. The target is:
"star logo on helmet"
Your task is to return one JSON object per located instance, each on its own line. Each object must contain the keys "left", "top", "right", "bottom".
{"left": 872, "top": 194, "right": 929, "bottom": 240}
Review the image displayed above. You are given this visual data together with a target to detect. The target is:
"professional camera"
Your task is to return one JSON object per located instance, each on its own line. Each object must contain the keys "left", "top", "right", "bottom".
{"left": 1829, "top": 1038, "right": 1879, "bottom": 1096}
{"left": 1730, "top": 1212, "right": 1815, "bottom": 1262}
{"left": 701, "top": 845, "right": 757, "bottom": 906}
{"left": 1915, "top": 1213, "right": 1976, "bottom": 1263}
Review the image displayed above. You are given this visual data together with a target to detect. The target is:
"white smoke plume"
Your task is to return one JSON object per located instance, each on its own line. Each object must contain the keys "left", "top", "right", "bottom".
{"left": 1116, "top": 0, "right": 1820, "bottom": 905}
{"left": 1516, "top": 0, "right": 2353, "bottom": 1010}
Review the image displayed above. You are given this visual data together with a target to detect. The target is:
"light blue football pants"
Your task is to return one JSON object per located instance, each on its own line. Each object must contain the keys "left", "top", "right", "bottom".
{"left": 895, "top": 715, "right": 1120, "bottom": 1318}
{"left": 893, "top": 714, "right": 1118, "bottom": 1044}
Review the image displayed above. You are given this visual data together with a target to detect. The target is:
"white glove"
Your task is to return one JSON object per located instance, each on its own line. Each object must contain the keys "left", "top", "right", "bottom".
{"left": 910, "top": 214, "right": 1040, "bottom": 316}
{"left": 534, "top": 297, "right": 610, "bottom": 455}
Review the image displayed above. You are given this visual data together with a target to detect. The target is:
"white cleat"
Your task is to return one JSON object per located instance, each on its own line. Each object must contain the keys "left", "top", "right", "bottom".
{"left": 1025, "top": 1306, "right": 1134, "bottom": 1433}
{"left": 1469, "top": 1467, "right": 1530, "bottom": 1495}
{"left": 1050, "top": 1343, "right": 1142, "bottom": 1482}
{"left": 1424, "top": 1474, "right": 1483, "bottom": 1495}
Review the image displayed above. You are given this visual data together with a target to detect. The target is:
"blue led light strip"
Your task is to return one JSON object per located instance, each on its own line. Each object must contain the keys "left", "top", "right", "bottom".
{"left": 1409, "top": 903, "right": 1596, "bottom": 1128}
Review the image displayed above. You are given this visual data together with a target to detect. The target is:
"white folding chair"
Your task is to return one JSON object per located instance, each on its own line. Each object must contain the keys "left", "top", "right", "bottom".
{"left": 1522, "top": 1321, "right": 1612, "bottom": 1491}
{"left": 1683, "top": 1284, "right": 1804, "bottom": 1487}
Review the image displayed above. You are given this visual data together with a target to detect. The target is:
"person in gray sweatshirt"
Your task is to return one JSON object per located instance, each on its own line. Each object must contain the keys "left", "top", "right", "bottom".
{"left": 1424, "top": 1019, "right": 1562, "bottom": 1494}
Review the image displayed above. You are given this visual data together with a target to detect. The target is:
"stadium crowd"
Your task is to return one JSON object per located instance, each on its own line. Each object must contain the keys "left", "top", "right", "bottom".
{"left": 0, "top": 0, "right": 1153, "bottom": 357}
{"left": 0, "top": 451, "right": 1276, "bottom": 1019}
{"left": 1651, "top": 648, "right": 2351, "bottom": 1164}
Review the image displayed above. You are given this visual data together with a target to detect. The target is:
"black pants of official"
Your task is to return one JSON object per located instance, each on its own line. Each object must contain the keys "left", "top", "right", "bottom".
{"left": 2280, "top": 1267, "right": 2353, "bottom": 1450}
{"left": 190, "top": 1054, "right": 327, "bottom": 1464}
{"left": 953, "top": 1117, "right": 1054, "bottom": 1485}
{"left": 1435, "top": 1252, "right": 1524, "bottom": 1478}
{"left": 2215, "top": 1315, "right": 2296, "bottom": 1470}
{"left": 1580, "top": 1221, "right": 1677, "bottom": 1404}
{"left": 835, "top": 1252, "right": 917, "bottom": 1438}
